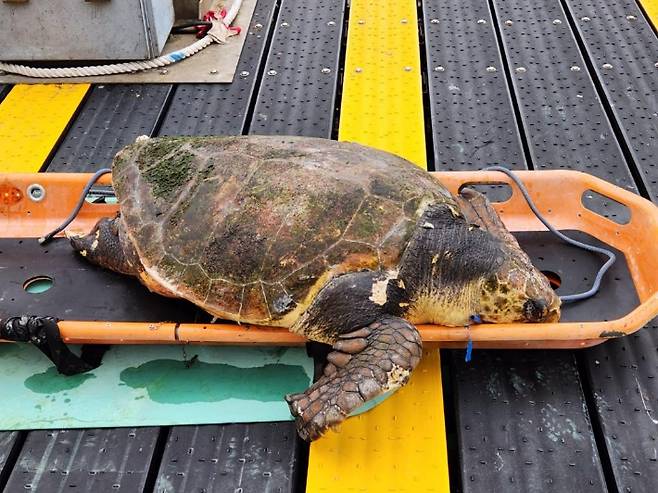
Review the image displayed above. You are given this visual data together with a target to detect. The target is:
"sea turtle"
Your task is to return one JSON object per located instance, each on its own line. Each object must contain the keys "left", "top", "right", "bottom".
{"left": 69, "top": 135, "right": 560, "bottom": 440}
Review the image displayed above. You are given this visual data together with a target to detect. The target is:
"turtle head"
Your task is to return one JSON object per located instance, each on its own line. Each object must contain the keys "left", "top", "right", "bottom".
{"left": 448, "top": 187, "right": 561, "bottom": 325}
{"left": 476, "top": 248, "right": 561, "bottom": 324}
{"left": 402, "top": 200, "right": 560, "bottom": 327}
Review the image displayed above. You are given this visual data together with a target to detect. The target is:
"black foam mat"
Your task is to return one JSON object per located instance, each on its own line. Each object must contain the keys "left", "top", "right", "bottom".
{"left": 515, "top": 230, "right": 638, "bottom": 323}
{"left": 0, "top": 238, "right": 201, "bottom": 322}
{"left": 0, "top": 230, "right": 639, "bottom": 326}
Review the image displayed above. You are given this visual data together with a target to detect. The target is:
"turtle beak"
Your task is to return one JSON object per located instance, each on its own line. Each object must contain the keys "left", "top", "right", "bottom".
{"left": 545, "top": 308, "right": 560, "bottom": 323}
{"left": 544, "top": 298, "right": 561, "bottom": 323}
{"left": 523, "top": 298, "right": 560, "bottom": 323}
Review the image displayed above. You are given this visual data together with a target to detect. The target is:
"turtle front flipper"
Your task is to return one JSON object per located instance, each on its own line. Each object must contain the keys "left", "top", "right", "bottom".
{"left": 286, "top": 316, "right": 422, "bottom": 441}
{"left": 456, "top": 187, "right": 518, "bottom": 248}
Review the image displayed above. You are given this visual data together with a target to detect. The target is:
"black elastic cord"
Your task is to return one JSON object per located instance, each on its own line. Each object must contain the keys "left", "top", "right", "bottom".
{"left": 171, "top": 20, "right": 212, "bottom": 33}
{"left": 0, "top": 316, "right": 107, "bottom": 375}
{"left": 39, "top": 168, "right": 112, "bottom": 245}
{"left": 484, "top": 166, "right": 616, "bottom": 303}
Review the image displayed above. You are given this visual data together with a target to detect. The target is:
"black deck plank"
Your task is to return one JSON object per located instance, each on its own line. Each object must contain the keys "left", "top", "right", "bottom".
{"left": 484, "top": 1, "right": 658, "bottom": 492}
{"left": 248, "top": 0, "right": 344, "bottom": 137}
{"left": 156, "top": 0, "right": 309, "bottom": 488}
{"left": 0, "top": 432, "right": 22, "bottom": 489}
{"left": 47, "top": 84, "right": 172, "bottom": 172}
{"left": 155, "top": 423, "right": 301, "bottom": 492}
{"left": 154, "top": 1, "right": 345, "bottom": 491}
{"left": 154, "top": 1, "right": 302, "bottom": 490}
{"left": 423, "top": 0, "right": 527, "bottom": 171}
{"left": 582, "top": 321, "right": 658, "bottom": 491}
{"left": 490, "top": 0, "right": 635, "bottom": 192}
{"left": 552, "top": 3, "right": 658, "bottom": 490}
{"left": 158, "top": 0, "right": 278, "bottom": 137}
{"left": 3, "top": 428, "right": 160, "bottom": 492}
{"left": 453, "top": 351, "right": 606, "bottom": 492}
{"left": 560, "top": 0, "right": 658, "bottom": 198}
{"left": 423, "top": 0, "right": 609, "bottom": 490}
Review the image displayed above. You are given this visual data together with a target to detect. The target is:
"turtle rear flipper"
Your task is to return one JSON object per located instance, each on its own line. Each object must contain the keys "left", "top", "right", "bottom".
{"left": 68, "top": 216, "right": 140, "bottom": 276}
{"left": 286, "top": 316, "right": 421, "bottom": 441}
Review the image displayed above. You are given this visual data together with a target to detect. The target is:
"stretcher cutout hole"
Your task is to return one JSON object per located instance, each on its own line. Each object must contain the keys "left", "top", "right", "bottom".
{"left": 541, "top": 270, "right": 561, "bottom": 290}
{"left": 459, "top": 183, "right": 513, "bottom": 203}
{"left": 581, "top": 189, "right": 631, "bottom": 225}
{"left": 85, "top": 187, "right": 117, "bottom": 205}
{"left": 23, "top": 275, "right": 54, "bottom": 294}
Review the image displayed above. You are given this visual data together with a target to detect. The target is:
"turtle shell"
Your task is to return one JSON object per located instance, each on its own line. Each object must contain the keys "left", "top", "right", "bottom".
{"left": 112, "top": 136, "right": 455, "bottom": 326}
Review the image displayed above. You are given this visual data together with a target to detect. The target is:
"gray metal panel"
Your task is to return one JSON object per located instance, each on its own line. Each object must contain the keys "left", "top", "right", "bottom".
{"left": 158, "top": 0, "right": 278, "bottom": 137}
{"left": 423, "top": 0, "right": 527, "bottom": 171}
{"left": 0, "top": 0, "right": 173, "bottom": 61}
{"left": 155, "top": 423, "right": 301, "bottom": 492}
{"left": 453, "top": 351, "right": 607, "bottom": 492}
{"left": 490, "top": 0, "right": 635, "bottom": 191}
{"left": 3, "top": 428, "right": 160, "bottom": 492}
{"left": 249, "top": 0, "right": 345, "bottom": 137}
{"left": 47, "top": 85, "right": 172, "bottom": 172}
{"left": 561, "top": 0, "right": 658, "bottom": 199}
{"left": 583, "top": 321, "right": 658, "bottom": 491}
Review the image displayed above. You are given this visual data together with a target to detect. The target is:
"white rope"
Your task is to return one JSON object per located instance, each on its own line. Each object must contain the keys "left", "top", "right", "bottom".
{"left": 0, "top": 0, "right": 243, "bottom": 79}
{"left": 224, "top": 0, "right": 242, "bottom": 25}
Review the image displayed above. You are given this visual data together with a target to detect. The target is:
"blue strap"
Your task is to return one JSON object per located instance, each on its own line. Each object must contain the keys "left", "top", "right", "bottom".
{"left": 465, "top": 339, "right": 473, "bottom": 363}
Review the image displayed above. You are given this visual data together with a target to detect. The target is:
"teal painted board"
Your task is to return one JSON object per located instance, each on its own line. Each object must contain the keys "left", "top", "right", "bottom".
{"left": 0, "top": 344, "right": 312, "bottom": 430}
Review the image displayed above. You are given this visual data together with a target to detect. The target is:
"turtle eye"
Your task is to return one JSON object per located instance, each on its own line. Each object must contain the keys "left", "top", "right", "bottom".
{"left": 523, "top": 299, "right": 548, "bottom": 322}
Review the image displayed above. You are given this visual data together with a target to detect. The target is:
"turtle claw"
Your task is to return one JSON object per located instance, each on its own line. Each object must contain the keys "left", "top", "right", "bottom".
{"left": 326, "top": 351, "right": 352, "bottom": 367}
{"left": 339, "top": 327, "right": 371, "bottom": 339}
{"left": 286, "top": 317, "right": 422, "bottom": 441}
{"left": 333, "top": 338, "right": 368, "bottom": 354}
{"left": 284, "top": 392, "right": 305, "bottom": 403}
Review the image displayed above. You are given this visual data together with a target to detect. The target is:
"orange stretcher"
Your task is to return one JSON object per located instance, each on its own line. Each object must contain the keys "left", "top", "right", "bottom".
{"left": 2, "top": 169, "right": 657, "bottom": 349}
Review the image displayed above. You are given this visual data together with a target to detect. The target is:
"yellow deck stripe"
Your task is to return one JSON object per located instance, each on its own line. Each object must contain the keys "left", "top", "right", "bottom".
{"left": 337, "top": 0, "right": 426, "bottom": 168}
{"left": 306, "top": 350, "right": 448, "bottom": 492}
{"left": 307, "top": 1, "right": 449, "bottom": 491}
{"left": 0, "top": 84, "right": 89, "bottom": 173}
{"left": 638, "top": 0, "right": 658, "bottom": 29}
